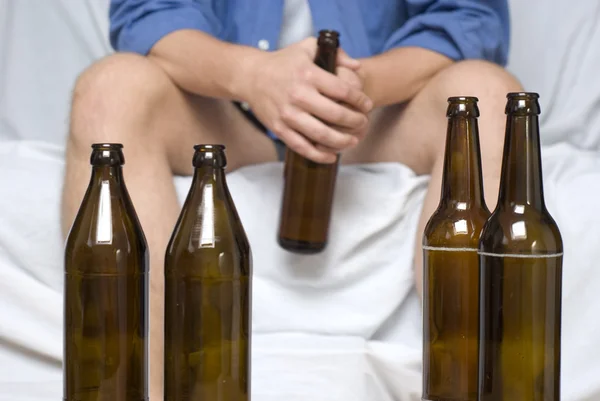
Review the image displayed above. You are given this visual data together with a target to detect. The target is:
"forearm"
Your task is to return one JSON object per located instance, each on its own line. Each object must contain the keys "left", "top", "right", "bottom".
{"left": 148, "top": 29, "right": 262, "bottom": 101}
{"left": 359, "top": 47, "right": 453, "bottom": 108}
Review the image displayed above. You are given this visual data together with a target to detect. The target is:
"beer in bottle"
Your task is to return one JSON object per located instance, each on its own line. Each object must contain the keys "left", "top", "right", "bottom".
{"left": 277, "top": 29, "right": 340, "bottom": 254}
{"left": 164, "top": 144, "right": 252, "bottom": 401}
{"left": 64, "top": 143, "right": 149, "bottom": 401}
{"left": 478, "top": 92, "right": 563, "bottom": 401}
{"left": 422, "top": 97, "right": 490, "bottom": 401}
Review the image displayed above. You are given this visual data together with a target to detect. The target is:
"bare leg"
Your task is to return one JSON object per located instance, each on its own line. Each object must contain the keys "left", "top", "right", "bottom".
{"left": 61, "top": 53, "right": 277, "bottom": 398}
{"left": 343, "top": 60, "right": 523, "bottom": 297}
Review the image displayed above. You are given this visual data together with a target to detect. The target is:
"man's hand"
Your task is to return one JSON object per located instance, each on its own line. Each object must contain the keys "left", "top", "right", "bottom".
{"left": 240, "top": 38, "right": 373, "bottom": 163}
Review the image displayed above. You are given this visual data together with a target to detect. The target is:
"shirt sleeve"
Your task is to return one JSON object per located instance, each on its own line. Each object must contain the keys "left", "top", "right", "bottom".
{"left": 384, "top": 0, "right": 510, "bottom": 66}
{"left": 109, "top": 0, "right": 222, "bottom": 55}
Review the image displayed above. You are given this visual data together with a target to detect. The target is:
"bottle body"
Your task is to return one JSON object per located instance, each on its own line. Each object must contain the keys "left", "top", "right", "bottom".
{"left": 478, "top": 214, "right": 562, "bottom": 401}
{"left": 277, "top": 30, "right": 340, "bottom": 254}
{"left": 422, "top": 97, "right": 489, "bottom": 401}
{"left": 278, "top": 152, "right": 338, "bottom": 253}
{"left": 64, "top": 144, "right": 149, "bottom": 401}
{"left": 478, "top": 93, "right": 563, "bottom": 401}
{"left": 164, "top": 145, "right": 252, "bottom": 401}
{"left": 423, "top": 215, "right": 487, "bottom": 401}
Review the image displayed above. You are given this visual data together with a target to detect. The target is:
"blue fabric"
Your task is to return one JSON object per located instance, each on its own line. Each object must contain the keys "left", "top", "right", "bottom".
{"left": 109, "top": 0, "right": 510, "bottom": 65}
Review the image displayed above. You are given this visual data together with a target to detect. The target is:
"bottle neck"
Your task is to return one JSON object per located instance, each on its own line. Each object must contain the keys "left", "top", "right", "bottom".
{"left": 497, "top": 114, "right": 545, "bottom": 210}
{"left": 439, "top": 116, "right": 486, "bottom": 208}
{"left": 89, "top": 145, "right": 126, "bottom": 186}
{"left": 90, "top": 165, "right": 124, "bottom": 184}
{"left": 192, "top": 165, "right": 226, "bottom": 184}
{"left": 314, "top": 46, "right": 337, "bottom": 73}
{"left": 192, "top": 146, "right": 227, "bottom": 185}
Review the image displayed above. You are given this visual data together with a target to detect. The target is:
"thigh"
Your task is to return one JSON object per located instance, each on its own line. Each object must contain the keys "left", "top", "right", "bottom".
{"left": 156, "top": 89, "right": 278, "bottom": 175}
{"left": 341, "top": 100, "right": 438, "bottom": 176}
{"left": 70, "top": 53, "right": 278, "bottom": 175}
{"left": 341, "top": 60, "right": 519, "bottom": 176}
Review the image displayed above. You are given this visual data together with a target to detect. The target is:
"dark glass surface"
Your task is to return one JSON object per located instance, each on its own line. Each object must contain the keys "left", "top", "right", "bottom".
{"left": 478, "top": 93, "right": 563, "bottom": 401}
{"left": 164, "top": 145, "right": 252, "bottom": 401}
{"left": 422, "top": 97, "right": 490, "bottom": 401}
{"left": 277, "top": 30, "right": 340, "bottom": 254}
{"left": 64, "top": 143, "right": 149, "bottom": 401}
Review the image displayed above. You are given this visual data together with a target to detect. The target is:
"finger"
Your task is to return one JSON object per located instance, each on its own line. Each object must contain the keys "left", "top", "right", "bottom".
{"left": 337, "top": 48, "right": 361, "bottom": 70}
{"left": 275, "top": 124, "right": 337, "bottom": 164}
{"left": 330, "top": 122, "right": 369, "bottom": 142}
{"left": 280, "top": 105, "right": 358, "bottom": 151}
{"left": 315, "top": 143, "right": 342, "bottom": 155}
{"left": 336, "top": 66, "right": 362, "bottom": 89}
{"left": 309, "top": 67, "right": 373, "bottom": 114}
{"left": 290, "top": 86, "right": 367, "bottom": 130}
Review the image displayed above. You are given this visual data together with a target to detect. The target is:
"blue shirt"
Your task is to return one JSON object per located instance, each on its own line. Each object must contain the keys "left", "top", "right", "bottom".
{"left": 109, "top": 0, "right": 510, "bottom": 65}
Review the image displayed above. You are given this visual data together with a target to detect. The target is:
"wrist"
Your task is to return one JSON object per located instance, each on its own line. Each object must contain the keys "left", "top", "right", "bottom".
{"left": 228, "top": 45, "right": 266, "bottom": 102}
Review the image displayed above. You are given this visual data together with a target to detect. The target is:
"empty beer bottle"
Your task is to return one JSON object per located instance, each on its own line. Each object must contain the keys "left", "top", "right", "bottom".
{"left": 478, "top": 93, "right": 563, "bottom": 401}
{"left": 277, "top": 29, "right": 340, "bottom": 254}
{"left": 164, "top": 144, "right": 252, "bottom": 401}
{"left": 422, "top": 97, "right": 490, "bottom": 401}
{"left": 64, "top": 143, "right": 149, "bottom": 401}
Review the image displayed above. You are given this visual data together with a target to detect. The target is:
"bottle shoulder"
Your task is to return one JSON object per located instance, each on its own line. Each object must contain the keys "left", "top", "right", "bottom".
{"left": 423, "top": 206, "right": 490, "bottom": 248}
{"left": 479, "top": 205, "right": 563, "bottom": 254}
{"left": 165, "top": 190, "right": 251, "bottom": 277}
{"left": 65, "top": 194, "right": 148, "bottom": 273}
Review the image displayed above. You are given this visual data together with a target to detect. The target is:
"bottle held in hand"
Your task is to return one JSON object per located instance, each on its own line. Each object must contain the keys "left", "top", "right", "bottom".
{"left": 277, "top": 29, "right": 341, "bottom": 254}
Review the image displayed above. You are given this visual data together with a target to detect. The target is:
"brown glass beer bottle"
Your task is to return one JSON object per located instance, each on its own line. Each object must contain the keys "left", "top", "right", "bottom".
{"left": 422, "top": 97, "right": 490, "bottom": 401}
{"left": 164, "top": 144, "right": 252, "bottom": 401}
{"left": 277, "top": 29, "right": 340, "bottom": 254}
{"left": 64, "top": 143, "right": 149, "bottom": 401}
{"left": 478, "top": 93, "right": 563, "bottom": 401}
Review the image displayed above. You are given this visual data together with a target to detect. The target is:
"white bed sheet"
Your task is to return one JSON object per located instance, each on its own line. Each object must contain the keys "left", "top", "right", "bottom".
{"left": 1, "top": 140, "right": 600, "bottom": 401}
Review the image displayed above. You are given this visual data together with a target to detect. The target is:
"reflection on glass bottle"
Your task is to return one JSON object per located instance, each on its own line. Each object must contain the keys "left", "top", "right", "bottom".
{"left": 478, "top": 93, "right": 563, "bottom": 401}
{"left": 64, "top": 143, "right": 149, "bottom": 401}
{"left": 422, "top": 97, "right": 490, "bottom": 401}
{"left": 164, "top": 144, "right": 252, "bottom": 401}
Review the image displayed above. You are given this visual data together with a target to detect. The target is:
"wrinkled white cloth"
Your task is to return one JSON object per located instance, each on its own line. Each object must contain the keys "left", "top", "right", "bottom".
{"left": 1, "top": 140, "right": 600, "bottom": 401}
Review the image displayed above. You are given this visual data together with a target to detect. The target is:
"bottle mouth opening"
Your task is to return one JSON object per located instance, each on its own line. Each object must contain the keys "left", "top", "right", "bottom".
{"left": 447, "top": 96, "right": 479, "bottom": 103}
{"left": 318, "top": 29, "right": 340, "bottom": 38}
{"left": 505, "top": 92, "right": 541, "bottom": 115}
{"left": 194, "top": 144, "right": 226, "bottom": 151}
{"left": 92, "top": 143, "right": 123, "bottom": 150}
{"left": 507, "top": 92, "right": 539, "bottom": 100}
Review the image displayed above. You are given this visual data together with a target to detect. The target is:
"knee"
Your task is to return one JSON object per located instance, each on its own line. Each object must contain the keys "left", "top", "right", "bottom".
{"left": 73, "top": 53, "right": 171, "bottom": 107}
{"left": 69, "top": 53, "right": 173, "bottom": 144}
{"left": 431, "top": 60, "right": 522, "bottom": 106}
{"left": 73, "top": 54, "right": 172, "bottom": 102}
{"left": 422, "top": 60, "right": 521, "bottom": 165}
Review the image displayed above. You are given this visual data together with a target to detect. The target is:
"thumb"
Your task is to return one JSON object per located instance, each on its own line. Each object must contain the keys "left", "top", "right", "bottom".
{"left": 297, "top": 37, "right": 318, "bottom": 57}
{"left": 337, "top": 48, "right": 361, "bottom": 70}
